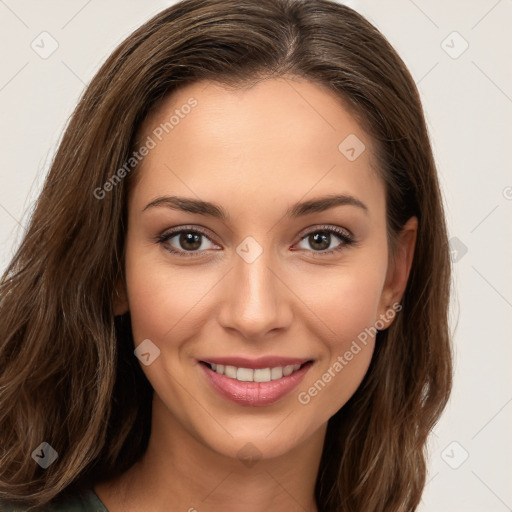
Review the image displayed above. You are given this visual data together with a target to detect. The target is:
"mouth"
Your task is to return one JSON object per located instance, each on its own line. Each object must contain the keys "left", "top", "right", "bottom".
{"left": 198, "top": 358, "right": 314, "bottom": 406}
{"left": 199, "top": 360, "right": 311, "bottom": 383}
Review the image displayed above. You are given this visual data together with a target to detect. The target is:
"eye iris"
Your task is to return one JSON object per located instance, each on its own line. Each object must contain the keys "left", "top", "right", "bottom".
{"left": 310, "top": 231, "right": 330, "bottom": 251}
{"left": 180, "top": 232, "right": 202, "bottom": 251}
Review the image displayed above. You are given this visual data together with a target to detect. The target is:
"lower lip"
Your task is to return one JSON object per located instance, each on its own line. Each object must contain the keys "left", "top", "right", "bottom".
{"left": 199, "top": 361, "right": 313, "bottom": 407}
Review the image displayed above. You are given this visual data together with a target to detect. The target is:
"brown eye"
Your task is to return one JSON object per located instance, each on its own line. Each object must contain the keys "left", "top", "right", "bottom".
{"left": 177, "top": 232, "right": 203, "bottom": 251}
{"left": 307, "top": 231, "right": 333, "bottom": 251}
{"left": 296, "top": 226, "right": 355, "bottom": 256}
{"left": 157, "top": 227, "right": 219, "bottom": 257}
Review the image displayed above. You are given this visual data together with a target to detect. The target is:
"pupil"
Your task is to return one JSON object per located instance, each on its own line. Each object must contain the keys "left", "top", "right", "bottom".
{"left": 180, "top": 232, "right": 201, "bottom": 250}
{"left": 311, "top": 232, "right": 329, "bottom": 250}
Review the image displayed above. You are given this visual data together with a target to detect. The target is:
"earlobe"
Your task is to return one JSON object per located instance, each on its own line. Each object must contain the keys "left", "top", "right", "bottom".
{"left": 113, "top": 277, "right": 129, "bottom": 316}
{"left": 378, "top": 216, "right": 418, "bottom": 327}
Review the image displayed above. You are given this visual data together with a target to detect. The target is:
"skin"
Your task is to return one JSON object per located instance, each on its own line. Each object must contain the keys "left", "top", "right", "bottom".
{"left": 95, "top": 76, "right": 417, "bottom": 512}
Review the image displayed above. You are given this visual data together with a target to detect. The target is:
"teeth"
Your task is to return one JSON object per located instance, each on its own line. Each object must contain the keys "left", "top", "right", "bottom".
{"left": 254, "top": 368, "right": 271, "bottom": 382}
{"left": 207, "top": 362, "right": 303, "bottom": 382}
{"left": 271, "top": 367, "right": 283, "bottom": 380}
{"left": 237, "top": 367, "right": 253, "bottom": 381}
{"left": 225, "top": 365, "right": 237, "bottom": 379}
{"left": 283, "top": 365, "right": 295, "bottom": 376}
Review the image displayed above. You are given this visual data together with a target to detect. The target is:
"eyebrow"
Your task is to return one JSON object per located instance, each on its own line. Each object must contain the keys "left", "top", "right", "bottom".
{"left": 142, "top": 193, "right": 368, "bottom": 220}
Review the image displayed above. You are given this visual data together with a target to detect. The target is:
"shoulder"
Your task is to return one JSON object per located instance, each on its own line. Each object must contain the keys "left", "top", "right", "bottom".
{"left": 0, "top": 488, "right": 108, "bottom": 512}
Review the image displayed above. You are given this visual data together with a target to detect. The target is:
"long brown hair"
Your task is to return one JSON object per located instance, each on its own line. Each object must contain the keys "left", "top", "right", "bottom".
{"left": 0, "top": 1, "right": 452, "bottom": 510}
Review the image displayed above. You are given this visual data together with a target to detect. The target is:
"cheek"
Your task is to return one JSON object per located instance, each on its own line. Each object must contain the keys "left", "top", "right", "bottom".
{"left": 292, "top": 262, "right": 385, "bottom": 416}
{"left": 125, "top": 258, "right": 218, "bottom": 344}
{"left": 294, "top": 259, "right": 386, "bottom": 346}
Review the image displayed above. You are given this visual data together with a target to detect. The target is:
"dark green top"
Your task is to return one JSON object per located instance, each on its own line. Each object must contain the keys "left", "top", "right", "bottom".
{"left": 0, "top": 489, "right": 108, "bottom": 511}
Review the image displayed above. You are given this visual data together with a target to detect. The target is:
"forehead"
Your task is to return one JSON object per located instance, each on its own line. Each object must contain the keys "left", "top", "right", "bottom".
{"left": 139, "top": 76, "right": 370, "bottom": 155}
{"left": 131, "top": 76, "right": 384, "bottom": 216}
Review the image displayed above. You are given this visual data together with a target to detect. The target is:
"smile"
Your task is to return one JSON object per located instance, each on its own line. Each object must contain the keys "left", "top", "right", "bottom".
{"left": 203, "top": 362, "right": 305, "bottom": 382}
{"left": 199, "top": 358, "right": 314, "bottom": 406}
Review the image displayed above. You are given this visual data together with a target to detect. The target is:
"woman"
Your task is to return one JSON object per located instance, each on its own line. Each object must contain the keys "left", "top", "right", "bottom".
{"left": 0, "top": 0, "right": 452, "bottom": 510}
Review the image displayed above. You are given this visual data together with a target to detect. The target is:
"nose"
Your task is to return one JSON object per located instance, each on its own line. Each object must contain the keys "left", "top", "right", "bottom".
{"left": 216, "top": 241, "right": 293, "bottom": 341}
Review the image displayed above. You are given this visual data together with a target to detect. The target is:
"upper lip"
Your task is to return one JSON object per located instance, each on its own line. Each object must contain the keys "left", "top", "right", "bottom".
{"left": 199, "top": 356, "right": 312, "bottom": 369}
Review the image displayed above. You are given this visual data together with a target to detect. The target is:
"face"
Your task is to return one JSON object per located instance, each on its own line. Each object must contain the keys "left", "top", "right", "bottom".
{"left": 116, "top": 76, "right": 416, "bottom": 461}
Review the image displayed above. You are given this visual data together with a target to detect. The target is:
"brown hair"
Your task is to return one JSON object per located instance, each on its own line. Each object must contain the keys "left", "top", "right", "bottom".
{"left": 0, "top": 1, "right": 452, "bottom": 510}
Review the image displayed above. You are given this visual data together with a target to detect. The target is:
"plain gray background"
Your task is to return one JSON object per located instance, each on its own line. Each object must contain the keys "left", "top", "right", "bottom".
{"left": 0, "top": 1, "right": 511, "bottom": 510}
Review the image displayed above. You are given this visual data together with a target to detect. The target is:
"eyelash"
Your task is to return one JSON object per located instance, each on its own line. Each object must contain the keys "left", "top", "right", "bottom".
{"left": 156, "top": 224, "right": 355, "bottom": 258}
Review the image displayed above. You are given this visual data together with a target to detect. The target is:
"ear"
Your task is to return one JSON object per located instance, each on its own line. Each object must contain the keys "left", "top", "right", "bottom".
{"left": 113, "top": 276, "right": 129, "bottom": 316}
{"left": 377, "top": 216, "right": 418, "bottom": 328}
